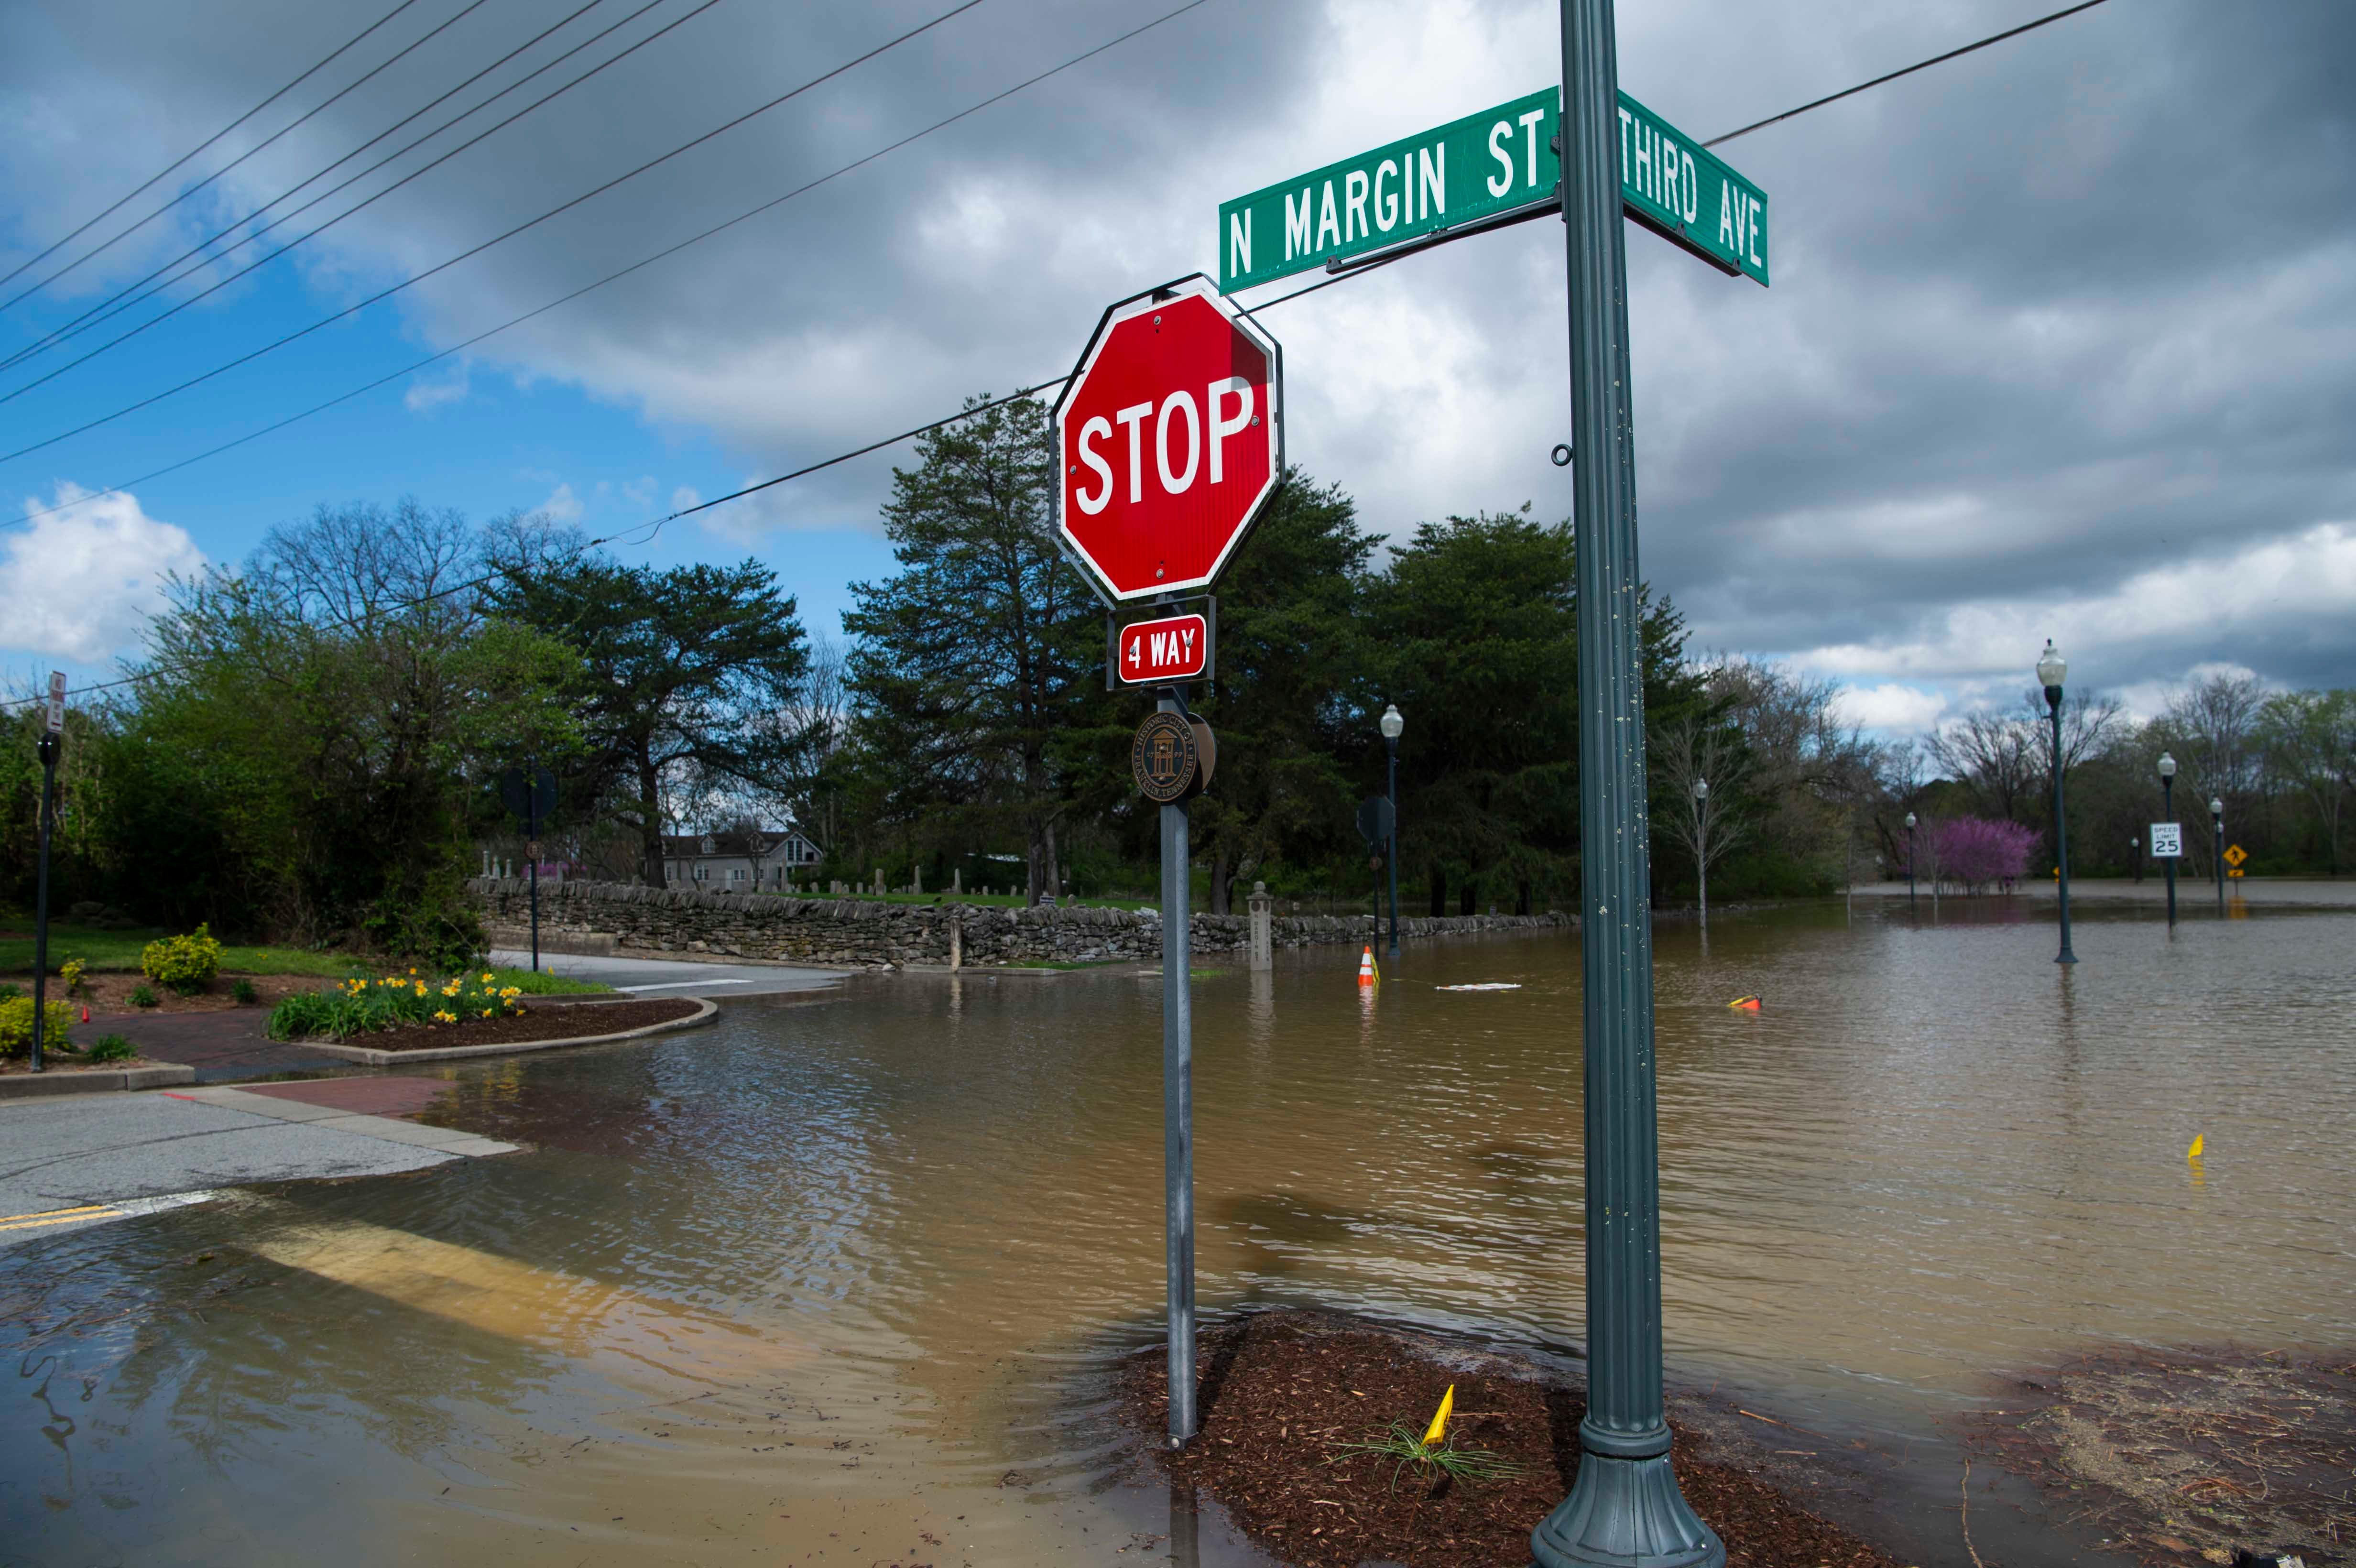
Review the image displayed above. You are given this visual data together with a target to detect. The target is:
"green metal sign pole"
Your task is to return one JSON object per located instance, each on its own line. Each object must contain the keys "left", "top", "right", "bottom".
{"left": 1531, "top": 0, "right": 1722, "bottom": 1562}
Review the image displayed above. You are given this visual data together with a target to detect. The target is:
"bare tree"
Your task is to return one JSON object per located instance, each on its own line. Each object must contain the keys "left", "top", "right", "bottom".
{"left": 1652, "top": 711, "right": 1748, "bottom": 930}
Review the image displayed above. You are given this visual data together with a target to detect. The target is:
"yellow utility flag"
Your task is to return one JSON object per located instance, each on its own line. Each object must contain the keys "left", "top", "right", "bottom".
{"left": 1421, "top": 1383, "right": 1455, "bottom": 1448}
{"left": 2187, "top": 1134, "right": 2204, "bottom": 1159}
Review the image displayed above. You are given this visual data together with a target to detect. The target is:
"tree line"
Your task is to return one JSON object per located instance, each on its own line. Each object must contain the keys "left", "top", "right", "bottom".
{"left": 13, "top": 394, "right": 2338, "bottom": 959}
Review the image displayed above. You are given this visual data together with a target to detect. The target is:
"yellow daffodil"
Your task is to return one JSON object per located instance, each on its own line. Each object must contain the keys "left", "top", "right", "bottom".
{"left": 482, "top": 973, "right": 494, "bottom": 984}
{"left": 480, "top": 1007, "right": 494, "bottom": 1018}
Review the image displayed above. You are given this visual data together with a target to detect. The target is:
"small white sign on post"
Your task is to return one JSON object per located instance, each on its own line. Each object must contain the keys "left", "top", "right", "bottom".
{"left": 2149, "top": 822, "right": 2183, "bottom": 859}
{"left": 44, "top": 670, "right": 65, "bottom": 734}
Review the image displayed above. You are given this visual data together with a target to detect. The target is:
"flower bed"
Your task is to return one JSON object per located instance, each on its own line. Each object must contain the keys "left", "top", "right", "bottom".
{"left": 301, "top": 996, "right": 701, "bottom": 1052}
{"left": 267, "top": 970, "right": 532, "bottom": 1041}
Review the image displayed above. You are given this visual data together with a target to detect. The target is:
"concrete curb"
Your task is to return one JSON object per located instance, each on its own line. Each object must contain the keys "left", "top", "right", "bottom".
{"left": 293, "top": 996, "right": 719, "bottom": 1066}
{"left": 0, "top": 1062, "right": 196, "bottom": 1100}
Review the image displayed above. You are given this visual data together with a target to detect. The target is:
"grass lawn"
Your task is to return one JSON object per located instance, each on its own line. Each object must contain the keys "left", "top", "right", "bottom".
{"left": 0, "top": 921, "right": 607, "bottom": 992}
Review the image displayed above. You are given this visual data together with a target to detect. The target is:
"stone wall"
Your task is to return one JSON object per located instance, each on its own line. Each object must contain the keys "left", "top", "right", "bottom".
{"left": 470, "top": 877, "right": 1567, "bottom": 971}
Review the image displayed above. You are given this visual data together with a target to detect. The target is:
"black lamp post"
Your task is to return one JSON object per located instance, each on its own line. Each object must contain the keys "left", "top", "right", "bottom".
{"left": 1381, "top": 704, "right": 1403, "bottom": 959}
{"left": 2158, "top": 753, "right": 2178, "bottom": 929}
{"left": 2038, "top": 641, "right": 2077, "bottom": 965}
{"left": 1905, "top": 811, "right": 1917, "bottom": 913}
{"left": 1692, "top": 778, "right": 1711, "bottom": 934}
{"left": 2211, "top": 796, "right": 2226, "bottom": 916}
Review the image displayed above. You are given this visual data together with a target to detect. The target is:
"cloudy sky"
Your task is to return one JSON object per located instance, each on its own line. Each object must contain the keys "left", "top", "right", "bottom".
{"left": 2, "top": 0, "right": 2350, "bottom": 731}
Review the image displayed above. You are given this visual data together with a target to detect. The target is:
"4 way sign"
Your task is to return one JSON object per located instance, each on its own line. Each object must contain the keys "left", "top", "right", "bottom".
{"left": 1218, "top": 85, "right": 1767, "bottom": 291}
{"left": 1115, "top": 610, "right": 1211, "bottom": 686}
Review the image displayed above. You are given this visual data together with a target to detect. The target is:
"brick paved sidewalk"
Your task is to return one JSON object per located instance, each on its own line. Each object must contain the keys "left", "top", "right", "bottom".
{"left": 70, "top": 1008, "right": 353, "bottom": 1082}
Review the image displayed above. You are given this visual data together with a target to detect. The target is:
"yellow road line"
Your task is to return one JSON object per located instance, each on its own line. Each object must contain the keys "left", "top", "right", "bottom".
{"left": 0, "top": 1203, "right": 115, "bottom": 1223}
{"left": 0, "top": 1209, "right": 123, "bottom": 1232}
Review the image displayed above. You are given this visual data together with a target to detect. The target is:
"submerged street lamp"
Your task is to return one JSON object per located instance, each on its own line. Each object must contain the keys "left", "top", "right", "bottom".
{"left": 2158, "top": 752, "right": 2179, "bottom": 929}
{"left": 1381, "top": 704, "right": 1404, "bottom": 959}
{"left": 2211, "top": 795, "right": 2226, "bottom": 916}
{"left": 1692, "top": 778, "right": 1712, "bottom": 933}
{"left": 2038, "top": 641, "right": 2077, "bottom": 965}
{"left": 1905, "top": 811, "right": 1918, "bottom": 913}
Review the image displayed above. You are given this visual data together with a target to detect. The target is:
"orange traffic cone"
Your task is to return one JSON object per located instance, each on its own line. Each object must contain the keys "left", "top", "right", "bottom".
{"left": 1357, "top": 946, "right": 1379, "bottom": 988}
{"left": 81, "top": 1004, "right": 90, "bottom": 1023}
{"left": 1728, "top": 994, "right": 1761, "bottom": 1011}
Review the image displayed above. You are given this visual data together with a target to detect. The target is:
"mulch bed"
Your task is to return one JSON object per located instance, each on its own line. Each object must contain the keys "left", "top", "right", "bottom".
{"left": 298, "top": 996, "right": 700, "bottom": 1052}
{"left": 1965, "top": 1345, "right": 2356, "bottom": 1566}
{"left": 0, "top": 1051, "right": 152, "bottom": 1076}
{"left": 5, "top": 970, "right": 319, "bottom": 1015}
{"left": 1118, "top": 1311, "right": 1904, "bottom": 1568}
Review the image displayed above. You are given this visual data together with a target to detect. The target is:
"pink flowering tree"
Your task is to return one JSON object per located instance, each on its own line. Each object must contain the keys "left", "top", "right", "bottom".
{"left": 1929, "top": 817, "right": 2038, "bottom": 893}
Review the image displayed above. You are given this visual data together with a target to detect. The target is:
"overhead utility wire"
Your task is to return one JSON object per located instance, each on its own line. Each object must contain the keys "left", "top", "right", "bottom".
{"left": 0, "top": 0, "right": 502, "bottom": 316}
{"left": 13, "top": 0, "right": 2076, "bottom": 539}
{"left": 0, "top": 0, "right": 427, "bottom": 294}
{"left": 1, "top": 0, "right": 627, "bottom": 373}
{"left": 0, "top": 0, "right": 1222, "bottom": 475}
{"left": 0, "top": 0, "right": 736, "bottom": 421}
{"left": 1702, "top": 0, "right": 2111, "bottom": 147}
{"left": 11, "top": 0, "right": 1210, "bottom": 527}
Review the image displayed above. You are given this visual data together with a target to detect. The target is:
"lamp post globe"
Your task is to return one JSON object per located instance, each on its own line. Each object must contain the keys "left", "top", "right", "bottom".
{"left": 2157, "top": 753, "right": 2178, "bottom": 928}
{"left": 1380, "top": 705, "right": 1403, "bottom": 958}
{"left": 2039, "top": 642, "right": 2076, "bottom": 965}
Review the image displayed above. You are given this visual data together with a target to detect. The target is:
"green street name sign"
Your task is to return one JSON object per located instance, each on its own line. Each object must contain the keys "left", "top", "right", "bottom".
{"left": 1217, "top": 87, "right": 1767, "bottom": 292}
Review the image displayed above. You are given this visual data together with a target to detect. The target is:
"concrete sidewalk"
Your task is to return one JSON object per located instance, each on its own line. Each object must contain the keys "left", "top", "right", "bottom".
{"left": 0, "top": 1080, "right": 514, "bottom": 1249}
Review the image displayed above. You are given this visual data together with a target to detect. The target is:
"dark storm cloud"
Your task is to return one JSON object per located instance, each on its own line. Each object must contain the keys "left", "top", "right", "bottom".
{"left": 3, "top": 0, "right": 2352, "bottom": 717}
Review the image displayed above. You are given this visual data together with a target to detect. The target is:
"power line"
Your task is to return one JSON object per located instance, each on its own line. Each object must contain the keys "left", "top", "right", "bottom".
{"left": 1702, "top": 0, "right": 2113, "bottom": 148}
{"left": 0, "top": 0, "right": 502, "bottom": 315}
{"left": 0, "top": 0, "right": 629, "bottom": 374}
{"left": 0, "top": 0, "right": 428, "bottom": 294}
{"left": 0, "top": 0, "right": 1221, "bottom": 475}
{"left": 0, "top": 0, "right": 736, "bottom": 421}
{"left": 11, "top": 0, "right": 2099, "bottom": 540}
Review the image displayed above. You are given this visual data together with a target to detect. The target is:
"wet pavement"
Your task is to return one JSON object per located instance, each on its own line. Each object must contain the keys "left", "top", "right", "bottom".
{"left": 487, "top": 947, "right": 848, "bottom": 995}
{"left": 2, "top": 902, "right": 2351, "bottom": 1565}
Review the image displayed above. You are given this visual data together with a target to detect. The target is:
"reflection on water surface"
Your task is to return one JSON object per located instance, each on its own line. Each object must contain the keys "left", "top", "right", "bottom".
{"left": 6, "top": 901, "right": 2352, "bottom": 1563}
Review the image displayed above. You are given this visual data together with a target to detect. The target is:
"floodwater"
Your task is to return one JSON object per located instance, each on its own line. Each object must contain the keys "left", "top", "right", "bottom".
{"left": 6, "top": 900, "right": 2354, "bottom": 1565}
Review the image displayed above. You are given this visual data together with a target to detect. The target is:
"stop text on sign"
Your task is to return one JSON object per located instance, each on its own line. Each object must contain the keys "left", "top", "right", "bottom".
{"left": 1117, "top": 612, "right": 1210, "bottom": 685}
{"left": 1054, "top": 274, "right": 1283, "bottom": 603}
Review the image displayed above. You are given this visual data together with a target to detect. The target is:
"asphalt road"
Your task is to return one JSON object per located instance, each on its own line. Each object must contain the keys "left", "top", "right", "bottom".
{"left": 0, "top": 1088, "right": 496, "bottom": 1248}
{"left": 487, "top": 948, "right": 848, "bottom": 995}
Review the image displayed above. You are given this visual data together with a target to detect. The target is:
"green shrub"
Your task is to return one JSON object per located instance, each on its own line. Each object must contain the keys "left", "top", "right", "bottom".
{"left": 130, "top": 984, "right": 159, "bottom": 1008}
{"left": 0, "top": 981, "right": 21, "bottom": 1002}
{"left": 141, "top": 924, "right": 225, "bottom": 994}
{"left": 0, "top": 998, "right": 73, "bottom": 1058}
{"left": 266, "top": 970, "right": 528, "bottom": 1042}
{"left": 86, "top": 1034, "right": 137, "bottom": 1063}
{"left": 231, "top": 979, "right": 259, "bottom": 1005}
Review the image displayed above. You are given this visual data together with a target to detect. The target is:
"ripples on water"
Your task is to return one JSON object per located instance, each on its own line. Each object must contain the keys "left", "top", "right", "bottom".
{"left": 4, "top": 900, "right": 2351, "bottom": 1562}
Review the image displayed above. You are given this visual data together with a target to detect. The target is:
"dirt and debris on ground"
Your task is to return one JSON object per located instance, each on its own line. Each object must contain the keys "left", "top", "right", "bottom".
{"left": 1117, "top": 1309, "right": 1906, "bottom": 1568}
{"left": 1967, "top": 1345, "right": 2355, "bottom": 1567}
{"left": 290, "top": 996, "right": 700, "bottom": 1050}
{"left": 4, "top": 970, "right": 318, "bottom": 1015}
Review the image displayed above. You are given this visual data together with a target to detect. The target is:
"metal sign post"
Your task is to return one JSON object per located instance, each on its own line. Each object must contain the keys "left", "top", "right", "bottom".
{"left": 29, "top": 671, "right": 65, "bottom": 1074}
{"left": 500, "top": 763, "right": 558, "bottom": 972}
{"left": 1131, "top": 696, "right": 1212, "bottom": 1445}
{"left": 1531, "top": 1, "right": 1722, "bottom": 1563}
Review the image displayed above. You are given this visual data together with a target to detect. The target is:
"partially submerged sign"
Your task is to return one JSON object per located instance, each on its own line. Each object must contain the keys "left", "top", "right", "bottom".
{"left": 1217, "top": 87, "right": 1768, "bottom": 291}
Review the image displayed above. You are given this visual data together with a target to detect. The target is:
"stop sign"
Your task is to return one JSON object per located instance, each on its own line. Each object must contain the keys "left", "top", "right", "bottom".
{"left": 1054, "top": 275, "right": 1282, "bottom": 603}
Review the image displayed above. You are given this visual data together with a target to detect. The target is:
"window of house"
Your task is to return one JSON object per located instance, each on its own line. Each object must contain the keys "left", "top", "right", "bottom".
{"left": 694, "top": 866, "right": 708, "bottom": 882}
{"left": 731, "top": 867, "right": 745, "bottom": 882}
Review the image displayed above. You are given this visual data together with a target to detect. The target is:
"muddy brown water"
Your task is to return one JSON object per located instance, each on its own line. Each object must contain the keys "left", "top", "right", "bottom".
{"left": 4, "top": 901, "right": 2352, "bottom": 1565}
